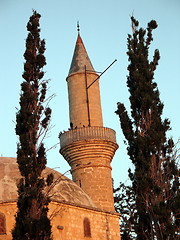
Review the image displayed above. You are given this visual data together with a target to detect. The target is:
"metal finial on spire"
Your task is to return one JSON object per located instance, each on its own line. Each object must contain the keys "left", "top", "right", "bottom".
{"left": 77, "top": 21, "right": 80, "bottom": 34}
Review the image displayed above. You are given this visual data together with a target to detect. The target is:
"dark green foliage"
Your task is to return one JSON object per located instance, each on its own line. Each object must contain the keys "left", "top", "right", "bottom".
{"left": 115, "top": 17, "right": 180, "bottom": 239}
{"left": 12, "top": 11, "right": 53, "bottom": 240}
{"left": 114, "top": 183, "right": 136, "bottom": 239}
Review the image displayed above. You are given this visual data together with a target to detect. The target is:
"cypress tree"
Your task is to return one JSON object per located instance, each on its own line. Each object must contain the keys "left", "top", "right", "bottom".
{"left": 115, "top": 17, "right": 180, "bottom": 239}
{"left": 114, "top": 182, "right": 136, "bottom": 239}
{"left": 12, "top": 11, "right": 53, "bottom": 240}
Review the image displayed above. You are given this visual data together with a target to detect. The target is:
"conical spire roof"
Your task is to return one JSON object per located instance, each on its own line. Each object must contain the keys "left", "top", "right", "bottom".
{"left": 68, "top": 33, "right": 95, "bottom": 76}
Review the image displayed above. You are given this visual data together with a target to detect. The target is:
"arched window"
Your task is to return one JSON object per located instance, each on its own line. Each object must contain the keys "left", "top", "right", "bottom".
{"left": 83, "top": 217, "right": 91, "bottom": 237}
{"left": 0, "top": 212, "right": 6, "bottom": 235}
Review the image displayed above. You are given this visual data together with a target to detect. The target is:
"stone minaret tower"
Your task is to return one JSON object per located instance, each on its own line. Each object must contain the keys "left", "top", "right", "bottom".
{"left": 59, "top": 29, "right": 118, "bottom": 212}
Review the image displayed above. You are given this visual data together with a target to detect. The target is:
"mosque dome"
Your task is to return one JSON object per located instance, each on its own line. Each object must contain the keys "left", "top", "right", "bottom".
{"left": 0, "top": 157, "right": 96, "bottom": 208}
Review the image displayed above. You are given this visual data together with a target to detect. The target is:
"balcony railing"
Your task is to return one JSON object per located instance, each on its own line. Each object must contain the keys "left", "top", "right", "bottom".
{"left": 59, "top": 126, "right": 117, "bottom": 148}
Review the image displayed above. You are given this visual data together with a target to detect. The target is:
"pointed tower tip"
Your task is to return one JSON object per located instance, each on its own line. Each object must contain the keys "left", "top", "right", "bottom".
{"left": 68, "top": 24, "right": 95, "bottom": 76}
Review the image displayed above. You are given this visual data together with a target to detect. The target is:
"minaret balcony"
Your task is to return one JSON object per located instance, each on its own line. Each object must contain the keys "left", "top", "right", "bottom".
{"left": 59, "top": 126, "right": 117, "bottom": 148}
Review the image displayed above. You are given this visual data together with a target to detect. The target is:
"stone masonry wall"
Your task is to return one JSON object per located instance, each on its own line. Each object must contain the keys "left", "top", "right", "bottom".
{"left": 0, "top": 201, "right": 120, "bottom": 240}
{"left": 50, "top": 201, "right": 121, "bottom": 240}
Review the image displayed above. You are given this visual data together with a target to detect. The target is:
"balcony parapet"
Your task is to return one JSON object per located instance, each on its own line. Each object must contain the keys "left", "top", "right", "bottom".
{"left": 59, "top": 126, "right": 117, "bottom": 148}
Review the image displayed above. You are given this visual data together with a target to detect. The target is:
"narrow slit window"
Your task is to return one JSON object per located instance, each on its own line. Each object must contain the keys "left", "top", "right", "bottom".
{"left": 0, "top": 212, "right": 6, "bottom": 235}
{"left": 83, "top": 217, "right": 91, "bottom": 237}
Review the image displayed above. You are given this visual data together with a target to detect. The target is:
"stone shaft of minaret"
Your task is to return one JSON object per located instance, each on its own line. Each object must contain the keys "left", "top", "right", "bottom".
{"left": 60, "top": 32, "right": 118, "bottom": 212}
{"left": 67, "top": 34, "right": 103, "bottom": 128}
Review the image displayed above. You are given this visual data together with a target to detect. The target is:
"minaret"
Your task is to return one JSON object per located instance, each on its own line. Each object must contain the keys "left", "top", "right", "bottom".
{"left": 59, "top": 26, "right": 118, "bottom": 212}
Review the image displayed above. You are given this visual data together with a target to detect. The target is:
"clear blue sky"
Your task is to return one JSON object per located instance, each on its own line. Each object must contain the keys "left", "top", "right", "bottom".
{"left": 0, "top": 0, "right": 179, "bottom": 187}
